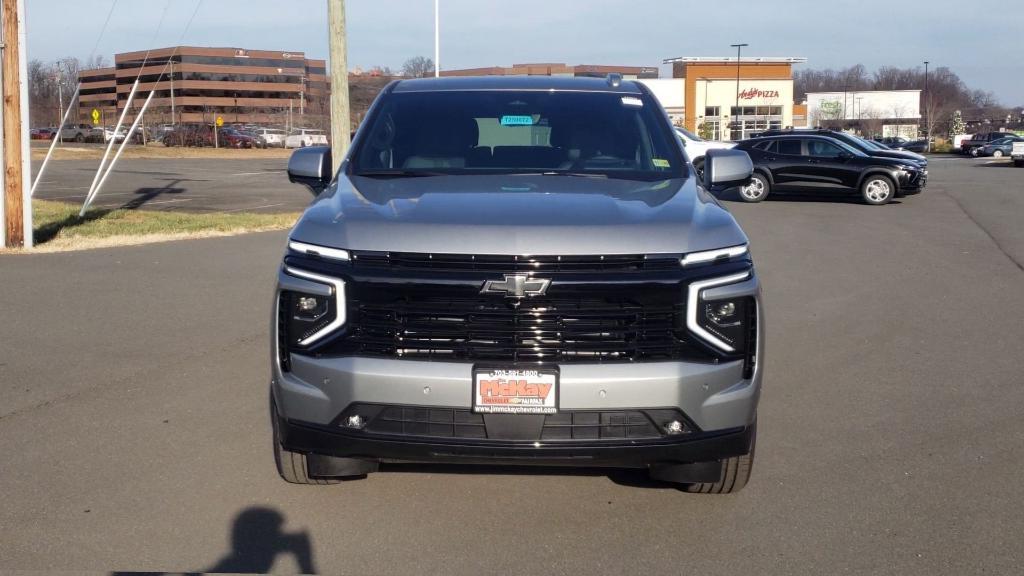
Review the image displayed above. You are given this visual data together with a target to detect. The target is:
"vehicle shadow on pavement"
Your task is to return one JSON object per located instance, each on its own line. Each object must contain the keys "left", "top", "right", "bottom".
{"left": 716, "top": 188, "right": 903, "bottom": 205}
{"left": 110, "top": 506, "right": 317, "bottom": 575}
{"left": 381, "top": 463, "right": 681, "bottom": 490}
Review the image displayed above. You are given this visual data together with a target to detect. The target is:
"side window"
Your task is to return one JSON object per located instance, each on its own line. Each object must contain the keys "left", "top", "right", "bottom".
{"left": 807, "top": 139, "right": 844, "bottom": 157}
{"left": 752, "top": 140, "right": 775, "bottom": 152}
{"left": 776, "top": 139, "right": 801, "bottom": 156}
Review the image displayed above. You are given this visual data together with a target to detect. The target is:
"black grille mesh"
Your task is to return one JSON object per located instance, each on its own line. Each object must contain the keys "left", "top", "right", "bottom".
{"left": 336, "top": 293, "right": 706, "bottom": 363}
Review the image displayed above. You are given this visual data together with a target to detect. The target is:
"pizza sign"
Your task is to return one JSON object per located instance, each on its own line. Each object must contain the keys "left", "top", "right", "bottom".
{"left": 740, "top": 88, "right": 781, "bottom": 100}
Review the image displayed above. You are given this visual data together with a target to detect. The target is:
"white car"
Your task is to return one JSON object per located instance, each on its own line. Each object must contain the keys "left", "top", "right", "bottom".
{"left": 285, "top": 128, "right": 328, "bottom": 148}
{"left": 675, "top": 126, "right": 736, "bottom": 165}
{"left": 254, "top": 127, "right": 288, "bottom": 148}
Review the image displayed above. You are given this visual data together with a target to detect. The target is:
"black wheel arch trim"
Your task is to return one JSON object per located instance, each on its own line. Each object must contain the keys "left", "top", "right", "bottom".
{"left": 856, "top": 169, "right": 900, "bottom": 194}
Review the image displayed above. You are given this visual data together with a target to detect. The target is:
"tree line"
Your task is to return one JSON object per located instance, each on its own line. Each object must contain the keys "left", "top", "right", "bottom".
{"left": 794, "top": 64, "right": 1015, "bottom": 135}
{"left": 28, "top": 55, "right": 107, "bottom": 128}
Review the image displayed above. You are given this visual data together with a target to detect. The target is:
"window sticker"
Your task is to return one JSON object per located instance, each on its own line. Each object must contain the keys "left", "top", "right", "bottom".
{"left": 500, "top": 115, "right": 535, "bottom": 126}
{"left": 652, "top": 158, "right": 670, "bottom": 168}
{"left": 621, "top": 96, "right": 643, "bottom": 107}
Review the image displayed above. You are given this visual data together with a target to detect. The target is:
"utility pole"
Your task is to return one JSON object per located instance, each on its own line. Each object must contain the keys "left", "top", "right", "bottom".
{"left": 327, "top": 0, "right": 351, "bottom": 174}
{"left": 730, "top": 43, "right": 747, "bottom": 141}
{"left": 2, "top": 0, "right": 31, "bottom": 247}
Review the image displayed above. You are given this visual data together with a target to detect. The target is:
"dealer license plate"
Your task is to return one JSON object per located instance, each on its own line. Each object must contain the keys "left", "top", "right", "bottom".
{"left": 473, "top": 367, "right": 558, "bottom": 414}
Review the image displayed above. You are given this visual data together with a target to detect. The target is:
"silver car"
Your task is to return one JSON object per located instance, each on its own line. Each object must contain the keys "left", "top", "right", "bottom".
{"left": 271, "top": 75, "right": 763, "bottom": 493}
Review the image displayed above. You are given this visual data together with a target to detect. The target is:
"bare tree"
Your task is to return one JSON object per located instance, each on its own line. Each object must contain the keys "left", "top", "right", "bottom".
{"left": 401, "top": 56, "right": 435, "bottom": 78}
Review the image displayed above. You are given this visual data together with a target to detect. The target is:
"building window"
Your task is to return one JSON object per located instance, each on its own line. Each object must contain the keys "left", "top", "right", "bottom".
{"left": 704, "top": 106, "right": 720, "bottom": 118}
{"left": 703, "top": 120, "right": 721, "bottom": 140}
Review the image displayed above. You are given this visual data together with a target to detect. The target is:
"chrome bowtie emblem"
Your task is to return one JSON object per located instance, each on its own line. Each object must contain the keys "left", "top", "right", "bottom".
{"left": 480, "top": 274, "right": 551, "bottom": 298}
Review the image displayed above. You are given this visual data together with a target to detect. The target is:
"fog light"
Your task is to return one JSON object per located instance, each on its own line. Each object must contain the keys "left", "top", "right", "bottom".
{"left": 715, "top": 302, "right": 735, "bottom": 317}
{"left": 664, "top": 420, "right": 685, "bottom": 435}
{"left": 344, "top": 415, "right": 366, "bottom": 429}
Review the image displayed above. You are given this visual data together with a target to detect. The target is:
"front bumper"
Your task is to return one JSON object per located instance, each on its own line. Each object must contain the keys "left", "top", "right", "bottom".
{"left": 278, "top": 414, "right": 754, "bottom": 468}
{"left": 898, "top": 169, "right": 927, "bottom": 192}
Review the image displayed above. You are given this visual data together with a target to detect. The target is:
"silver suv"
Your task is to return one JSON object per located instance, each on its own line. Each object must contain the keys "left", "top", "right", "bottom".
{"left": 272, "top": 76, "right": 763, "bottom": 493}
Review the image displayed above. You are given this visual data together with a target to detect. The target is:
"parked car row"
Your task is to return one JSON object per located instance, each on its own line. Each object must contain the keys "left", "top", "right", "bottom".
{"left": 872, "top": 136, "right": 929, "bottom": 153}
{"left": 730, "top": 128, "right": 927, "bottom": 206}
{"left": 960, "top": 132, "right": 1017, "bottom": 157}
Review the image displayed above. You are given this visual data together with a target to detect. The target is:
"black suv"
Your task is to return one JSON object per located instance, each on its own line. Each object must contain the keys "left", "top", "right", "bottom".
{"left": 733, "top": 133, "right": 926, "bottom": 205}
{"left": 755, "top": 128, "right": 927, "bottom": 167}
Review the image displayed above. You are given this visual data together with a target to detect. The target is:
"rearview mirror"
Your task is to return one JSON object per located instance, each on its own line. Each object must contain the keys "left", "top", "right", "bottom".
{"left": 702, "top": 148, "right": 753, "bottom": 192}
{"left": 287, "top": 146, "right": 333, "bottom": 195}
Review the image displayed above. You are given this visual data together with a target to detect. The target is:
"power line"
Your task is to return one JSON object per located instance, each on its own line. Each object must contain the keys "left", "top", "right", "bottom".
{"left": 86, "top": 0, "right": 119, "bottom": 65}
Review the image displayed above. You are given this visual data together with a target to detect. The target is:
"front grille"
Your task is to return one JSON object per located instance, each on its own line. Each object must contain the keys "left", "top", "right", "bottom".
{"left": 337, "top": 293, "right": 708, "bottom": 363}
{"left": 346, "top": 405, "right": 692, "bottom": 441}
{"left": 350, "top": 251, "right": 681, "bottom": 273}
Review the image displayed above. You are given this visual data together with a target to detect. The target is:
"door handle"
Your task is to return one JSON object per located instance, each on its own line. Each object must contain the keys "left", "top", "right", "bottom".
{"left": 765, "top": 156, "right": 776, "bottom": 161}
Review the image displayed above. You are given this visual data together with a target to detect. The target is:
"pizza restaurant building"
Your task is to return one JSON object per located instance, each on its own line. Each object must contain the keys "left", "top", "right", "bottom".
{"left": 661, "top": 56, "right": 806, "bottom": 141}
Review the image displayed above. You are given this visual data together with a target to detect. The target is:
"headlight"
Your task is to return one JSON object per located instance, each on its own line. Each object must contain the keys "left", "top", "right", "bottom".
{"left": 680, "top": 244, "right": 748, "bottom": 267}
{"left": 281, "top": 267, "right": 346, "bottom": 347}
{"left": 288, "top": 239, "right": 350, "bottom": 262}
{"left": 687, "top": 271, "right": 751, "bottom": 353}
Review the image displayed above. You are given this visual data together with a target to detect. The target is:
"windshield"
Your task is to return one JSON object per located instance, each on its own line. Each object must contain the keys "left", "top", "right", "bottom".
{"left": 351, "top": 89, "right": 686, "bottom": 180}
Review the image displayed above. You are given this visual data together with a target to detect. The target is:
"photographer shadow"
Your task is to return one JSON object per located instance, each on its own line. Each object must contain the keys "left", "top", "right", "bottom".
{"left": 112, "top": 506, "right": 316, "bottom": 575}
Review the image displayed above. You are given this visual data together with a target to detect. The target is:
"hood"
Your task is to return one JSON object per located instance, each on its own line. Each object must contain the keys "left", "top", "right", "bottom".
{"left": 289, "top": 174, "right": 748, "bottom": 255}
{"left": 868, "top": 149, "right": 927, "bottom": 164}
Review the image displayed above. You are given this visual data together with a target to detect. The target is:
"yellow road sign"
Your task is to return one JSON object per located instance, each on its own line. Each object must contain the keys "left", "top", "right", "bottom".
{"left": 216, "top": 116, "right": 224, "bottom": 127}
{"left": 91, "top": 109, "right": 100, "bottom": 124}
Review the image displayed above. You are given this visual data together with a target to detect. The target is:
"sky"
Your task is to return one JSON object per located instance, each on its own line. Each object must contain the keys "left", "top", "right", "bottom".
{"left": 26, "top": 0, "right": 1024, "bottom": 106}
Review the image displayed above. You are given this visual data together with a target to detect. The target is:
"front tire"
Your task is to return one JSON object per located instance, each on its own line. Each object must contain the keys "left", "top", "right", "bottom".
{"left": 739, "top": 173, "right": 770, "bottom": 202}
{"left": 992, "top": 150, "right": 1003, "bottom": 158}
{"left": 683, "top": 422, "right": 756, "bottom": 494}
{"left": 861, "top": 175, "right": 895, "bottom": 205}
{"left": 74, "top": 133, "right": 85, "bottom": 143}
{"left": 970, "top": 147, "right": 980, "bottom": 157}
{"left": 271, "top": 396, "right": 341, "bottom": 485}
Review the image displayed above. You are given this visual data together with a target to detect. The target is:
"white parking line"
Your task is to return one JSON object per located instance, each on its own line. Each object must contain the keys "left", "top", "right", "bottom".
{"left": 93, "top": 198, "right": 194, "bottom": 209}
{"left": 221, "top": 202, "right": 286, "bottom": 213}
{"left": 229, "top": 171, "right": 280, "bottom": 177}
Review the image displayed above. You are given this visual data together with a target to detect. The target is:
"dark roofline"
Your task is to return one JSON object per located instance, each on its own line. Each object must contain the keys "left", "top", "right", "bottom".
{"left": 392, "top": 75, "right": 645, "bottom": 93}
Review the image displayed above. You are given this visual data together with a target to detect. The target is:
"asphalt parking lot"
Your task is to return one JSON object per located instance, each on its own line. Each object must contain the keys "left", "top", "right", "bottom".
{"left": 2, "top": 156, "right": 1023, "bottom": 574}
{"left": 32, "top": 157, "right": 304, "bottom": 213}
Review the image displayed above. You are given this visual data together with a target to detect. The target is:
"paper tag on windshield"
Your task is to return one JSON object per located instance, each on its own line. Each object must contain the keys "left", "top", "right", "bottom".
{"left": 621, "top": 96, "right": 643, "bottom": 107}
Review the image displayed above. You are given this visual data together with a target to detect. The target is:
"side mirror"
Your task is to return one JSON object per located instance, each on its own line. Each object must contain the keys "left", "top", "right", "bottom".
{"left": 702, "top": 148, "right": 753, "bottom": 192}
{"left": 287, "top": 146, "right": 333, "bottom": 195}
{"left": 837, "top": 150, "right": 852, "bottom": 159}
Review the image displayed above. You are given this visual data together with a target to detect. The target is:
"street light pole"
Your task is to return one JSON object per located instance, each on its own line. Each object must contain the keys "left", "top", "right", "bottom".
{"left": 923, "top": 60, "right": 930, "bottom": 152}
{"left": 730, "top": 43, "right": 747, "bottom": 140}
{"left": 434, "top": 0, "right": 440, "bottom": 77}
{"left": 169, "top": 59, "right": 175, "bottom": 127}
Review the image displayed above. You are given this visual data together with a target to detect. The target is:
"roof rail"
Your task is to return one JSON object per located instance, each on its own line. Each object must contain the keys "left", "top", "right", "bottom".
{"left": 606, "top": 73, "right": 622, "bottom": 87}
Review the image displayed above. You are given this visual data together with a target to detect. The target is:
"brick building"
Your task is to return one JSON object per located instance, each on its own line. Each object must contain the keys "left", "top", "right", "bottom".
{"left": 77, "top": 46, "right": 328, "bottom": 127}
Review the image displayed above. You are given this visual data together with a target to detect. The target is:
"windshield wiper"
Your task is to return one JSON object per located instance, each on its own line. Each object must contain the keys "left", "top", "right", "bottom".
{"left": 507, "top": 171, "right": 609, "bottom": 179}
{"left": 353, "top": 169, "right": 447, "bottom": 178}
